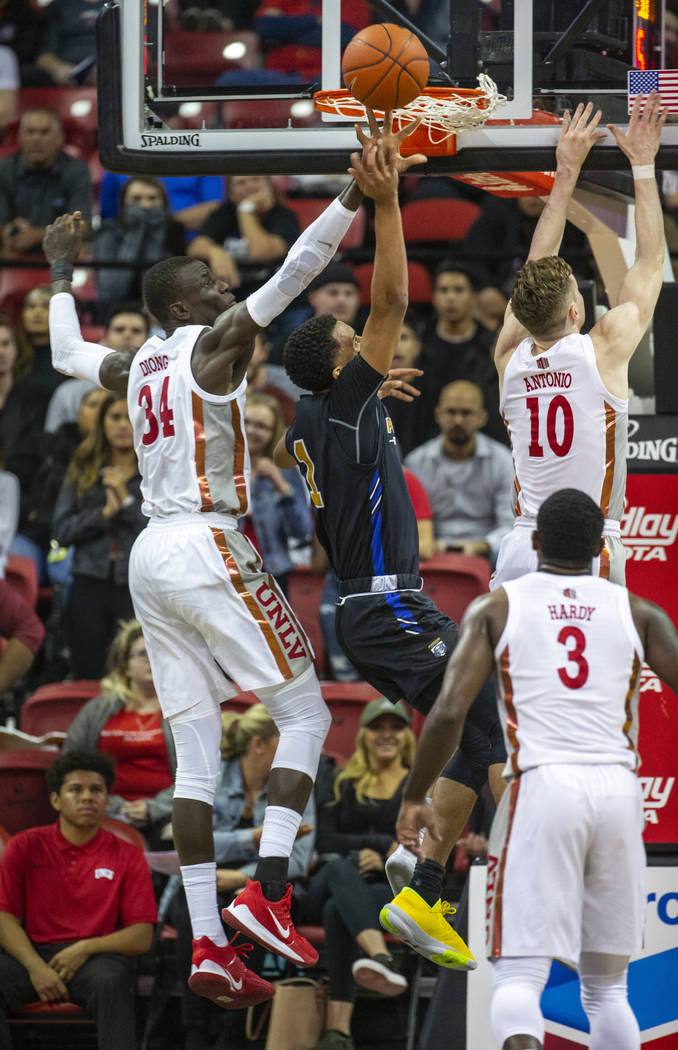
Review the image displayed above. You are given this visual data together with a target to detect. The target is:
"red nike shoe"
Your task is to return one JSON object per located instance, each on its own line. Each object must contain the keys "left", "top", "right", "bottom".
{"left": 188, "top": 936, "right": 275, "bottom": 1009}
{"left": 222, "top": 879, "right": 318, "bottom": 966}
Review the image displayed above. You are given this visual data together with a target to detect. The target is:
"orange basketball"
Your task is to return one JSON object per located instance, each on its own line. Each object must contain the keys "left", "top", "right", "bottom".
{"left": 341, "top": 23, "right": 429, "bottom": 112}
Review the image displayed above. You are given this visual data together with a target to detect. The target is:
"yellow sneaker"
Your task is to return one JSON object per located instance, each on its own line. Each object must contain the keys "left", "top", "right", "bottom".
{"left": 379, "top": 888, "right": 477, "bottom": 970}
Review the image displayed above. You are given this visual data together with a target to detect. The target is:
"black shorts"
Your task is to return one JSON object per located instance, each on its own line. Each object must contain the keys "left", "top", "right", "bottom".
{"left": 335, "top": 590, "right": 506, "bottom": 790}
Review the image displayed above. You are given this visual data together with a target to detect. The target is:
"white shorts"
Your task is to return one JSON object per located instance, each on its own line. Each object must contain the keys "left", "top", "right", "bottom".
{"left": 129, "top": 516, "right": 312, "bottom": 719}
{"left": 486, "top": 763, "right": 645, "bottom": 967}
{"left": 490, "top": 522, "right": 626, "bottom": 590}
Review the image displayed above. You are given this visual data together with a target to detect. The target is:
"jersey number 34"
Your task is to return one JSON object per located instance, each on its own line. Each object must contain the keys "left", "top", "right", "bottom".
{"left": 138, "top": 377, "right": 176, "bottom": 446}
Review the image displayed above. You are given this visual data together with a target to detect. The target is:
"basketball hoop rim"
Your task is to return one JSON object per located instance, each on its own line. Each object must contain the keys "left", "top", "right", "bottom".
{"left": 313, "top": 87, "right": 488, "bottom": 116}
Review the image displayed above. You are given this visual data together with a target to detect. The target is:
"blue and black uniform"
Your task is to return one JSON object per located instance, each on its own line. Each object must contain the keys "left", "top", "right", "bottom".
{"left": 286, "top": 354, "right": 505, "bottom": 791}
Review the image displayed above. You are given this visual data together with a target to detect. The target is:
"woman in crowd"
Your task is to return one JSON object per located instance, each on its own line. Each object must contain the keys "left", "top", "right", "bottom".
{"left": 171, "top": 703, "right": 315, "bottom": 1050}
{"left": 302, "top": 698, "right": 416, "bottom": 1050}
{"left": 242, "top": 391, "right": 311, "bottom": 594}
{"left": 63, "top": 619, "right": 175, "bottom": 848}
{"left": 52, "top": 392, "right": 146, "bottom": 677}
{"left": 0, "top": 313, "right": 26, "bottom": 417}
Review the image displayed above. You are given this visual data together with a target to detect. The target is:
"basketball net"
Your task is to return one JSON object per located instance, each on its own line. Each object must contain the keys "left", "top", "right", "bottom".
{"left": 314, "top": 75, "right": 558, "bottom": 198}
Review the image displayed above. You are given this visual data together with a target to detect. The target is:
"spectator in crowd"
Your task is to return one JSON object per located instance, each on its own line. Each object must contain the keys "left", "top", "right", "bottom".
{"left": 474, "top": 284, "right": 508, "bottom": 333}
{"left": 0, "top": 0, "right": 51, "bottom": 87}
{"left": 98, "top": 174, "right": 224, "bottom": 241}
{"left": 0, "top": 469, "right": 19, "bottom": 576}
{"left": 246, "top": 330, "right": 304, "bottom": 425}
{"left": 413, "top": 260, "right": 505, "bottom": 448}
{"left": 45, "top": 304, "right": 150, "bottom": 433}
{"left": 0, "top": 750, "right": 156, "bottom": 1050}
{"left": 52, "top": 392, "right": 146, "bottom": 678}
{"left": 404, "top": 380, "right": 513, "bottom": 564}
{"left": 64, "top": 619, "right": 175, "bottom": 848}
{"left": 307, "top": 260, "right": 360, "bottom": 327}
{"left": 0, "top": 108, "right": 92, "bottom": 258}
{"left": 177, "top": 0, "right": 252, "bottom": 32}
{"left": 242, "top": 392, "right": 311, "bottom": 595}
{"left": 0, "top": 313, "right": 25, "bottom": 418}
{"left": 170, "top": 703, "right": 315, "bottom": 1050}
{"left": 0, "top": 44, "right": 17, "bottom": 129}
{"left": 189, "top": 174, "right": 299, "bottom": 297}
{"left": 93, "top": 178, "right": 187, "bottom": 314}
{"left": 667, "top": 2, "right": 678, "bottom": 67}
{"left": 300, "top": 698, "right": 415, "bottom": 1050}
{"left": 35, "top": 0, "right": 104, "bottom": 86}
{"left": 383, "top": 313, "right": 423, "bottom": 456}
{"left": 0, "top": 575, "right": 44, "bottom": 707}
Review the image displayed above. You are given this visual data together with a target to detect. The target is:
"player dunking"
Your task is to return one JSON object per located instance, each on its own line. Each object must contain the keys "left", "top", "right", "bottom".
{"left": 492, "top": 93, "right": 667, "bottom": 589}
{"left": 395, "top": 488, "right": 678, "bottom": 1050}
{"left": 277, "top": 110, "right": 504, "bottom": 971}
{"left": 42, "top": 122, "right": 423, "bottom": 1009}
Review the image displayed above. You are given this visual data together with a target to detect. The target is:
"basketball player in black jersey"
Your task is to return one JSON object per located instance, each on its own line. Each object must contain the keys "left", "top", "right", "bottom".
{"left": 274, "top": 111, "right": 505, "bottom": 970}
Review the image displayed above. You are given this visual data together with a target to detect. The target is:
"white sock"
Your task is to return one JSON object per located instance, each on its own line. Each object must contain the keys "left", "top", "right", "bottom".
{"left": 181, "top": 861, "right": 228, "bottom": 946}
{"left": 259, "top": 805, "right": 302, "bottom": 858}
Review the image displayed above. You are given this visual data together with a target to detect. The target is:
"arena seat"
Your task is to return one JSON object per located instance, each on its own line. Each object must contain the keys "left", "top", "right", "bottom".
{"left": 100, "top": 816, "right": 148, "bottom": 851}
{"left": 0, "top": 750, "right": 55, "bottom": 834}
{"left": 320, "top": 682, "right": 382, "bottom": 759}
{"left": 20, "top": 681, "right": 101, "bottom": 737}
{"left": 287, "top": 565, "right": 326, "bottom": 675}
{"left": 5, "top": 555, "right": 38, "bottom": 609}
{"left": 163, "top": 30, "right": 261, "bottom": 85}
{"left": 353, "top": 260, "right": 433, "bottom": 306}
{"left": 420, "top": 553, "right": 491, "bottom": 625}
{"left": 400, "top": 198, "right": 481, "bottom": 244}
{"left": 0, "top": 267, "right": 51, "bottom": 323}
{"left": 283, "top": 198, "right": 366, "bottom": 252}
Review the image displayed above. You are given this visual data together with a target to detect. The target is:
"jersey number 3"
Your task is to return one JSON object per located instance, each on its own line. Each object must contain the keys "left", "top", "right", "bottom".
{"left": 293, "top": 439, "right": 324, "bottom": 508}
{"left": 557, "top": 625, "right": 589, "bottom": 689}
{"left": 139, "top": 376, "right": 175, "bottom": 446}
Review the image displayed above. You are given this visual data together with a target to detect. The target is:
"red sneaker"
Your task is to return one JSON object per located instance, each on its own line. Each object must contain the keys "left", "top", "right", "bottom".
{"left": 188, "top": 936, "right": 275, "bottom": 1009}
{"left": 222, "top": 879, "right": 319, "bottom": 966}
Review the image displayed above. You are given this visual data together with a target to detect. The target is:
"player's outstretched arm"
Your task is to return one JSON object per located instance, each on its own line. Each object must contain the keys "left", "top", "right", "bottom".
{"left": 630, "top": 593, "right": 678, "bottom": 696}
{"left": 44, "top": 213, "right": 132, "bottom": 394}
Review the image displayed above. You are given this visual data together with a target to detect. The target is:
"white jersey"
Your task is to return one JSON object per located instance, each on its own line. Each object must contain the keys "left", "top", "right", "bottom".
{"left": 127, "top": 326, "right": 250, "bottom": 520}
{"left": 501, "top": 332, "right": 627, "bottom": 524}
{"left": 495, "top": 572, "right": 644, "bottom": 776}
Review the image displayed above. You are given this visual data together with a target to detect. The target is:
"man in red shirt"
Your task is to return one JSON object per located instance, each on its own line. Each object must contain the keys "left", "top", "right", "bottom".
{"left": 0, "top": 750, "right": 157, "bottom": 1049}
{"left": 0, "top": 578, "right": 45, "bottom": 702}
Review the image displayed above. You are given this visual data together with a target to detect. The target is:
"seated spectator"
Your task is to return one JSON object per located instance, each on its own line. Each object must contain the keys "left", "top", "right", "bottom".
{"left": 382, "top": 312, "right": 423, "bottom": 457}
{"left": 404, "top": 380, "right": 513, "bottom": 564}
{"left": 0, "top": 750, "right": 156, "bottom": 1049}
{"left": 0, "top": 108, "right": 92, "bottom": 258}
{"left": 0, "top": 576, "right": 44, "bottom": 712}
{"left": 35, "top": 0, "right": 104, "bottom": 86}
{"left": 0, "top": 45, "right": 18, "bottom": 130}
{"left": 246, "top": 330, "right": 304, "bottom": 425}
{"left": 0, "top": 0, "right": 50, "bottom": 87}
{"left": 93, "top": 179, "right": 187, "bottom": 314}
{"left": 299, "top": 698, "right": 415, "bottom": 1050}
{"left": 0, "top": 313, "right": 26, "bottom": 420}
{"left": 307, "top": 261, "right": 360, "bottom": 328}
{"left": 64, "top": 620, "right": 175, "bottom": 848}
{"left": 0, "top": 469, "right": 19, "bottom": 576}
{"left": 242, "top": 392, "right": 311, "bottom": 595}
{"left": 52, "top": 392, "right": 146, "bottom": 678}
{"left": 473, "top": 284, "right": 508, "bottom": 333}
{"left": 98, "top": 173, "right": 224, "bottom": 240}
{"left": 189, "top": 174, "right": 299, "bottom": 297}
{"left": 170, "top": 703, "right": 315, "bottom": 1050}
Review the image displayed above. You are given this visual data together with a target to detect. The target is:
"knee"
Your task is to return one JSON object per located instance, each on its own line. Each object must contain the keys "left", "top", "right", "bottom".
{"left": 579, "top": 970, "right": 628, "bottom": 1017}
{"left": 81, "top": 955, "right": 132, "bottom": 996}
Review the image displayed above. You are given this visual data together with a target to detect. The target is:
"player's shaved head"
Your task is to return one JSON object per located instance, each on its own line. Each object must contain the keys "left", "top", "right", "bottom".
{"left": 536, "top": 489, "right": 604, "bottom": 566}
{"left": 143, "top": 256, "right": 198, "bottom": 328}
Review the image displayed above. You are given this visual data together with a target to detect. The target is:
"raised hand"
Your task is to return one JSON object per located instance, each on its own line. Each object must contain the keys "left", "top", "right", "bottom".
{"left": 609, "top": 90, "right": 667, "bottom": 165}
{"left": 43, "top": 211, "right": 85, "bottom": 264}
{"left": 555, "top": 102, "right": 608, "bottom": 171}
{"left": 355, "top": 106, "right": 427, "bottom": 173}
{"left": 377, "top": 366, "right": 423, "bottom": 402}
{"left": 347, "top": 135, "right": 398, "bottom": 202}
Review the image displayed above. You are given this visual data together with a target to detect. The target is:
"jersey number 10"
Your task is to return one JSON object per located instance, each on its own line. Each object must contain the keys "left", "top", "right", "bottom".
{"left": 526, "top": 395, "right": 574, "bottom": 458}
{"left": 138, "top": 377, "right": 175, "bottom": 446}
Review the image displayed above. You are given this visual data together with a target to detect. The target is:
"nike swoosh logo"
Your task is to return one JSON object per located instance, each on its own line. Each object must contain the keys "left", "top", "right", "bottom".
{"left": 318, "top": 240, "right": 333, "bottom": 248}
{"left": 268, "top": 908, "right": 291, "bottom": 939}
{"left": 225, "top": 971, "right": 243, "bottom": 991}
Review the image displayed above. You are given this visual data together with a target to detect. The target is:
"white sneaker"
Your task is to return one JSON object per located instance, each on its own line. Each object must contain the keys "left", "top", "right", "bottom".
{"left": 385, "top": 844, "right": 417, "bottom": 896}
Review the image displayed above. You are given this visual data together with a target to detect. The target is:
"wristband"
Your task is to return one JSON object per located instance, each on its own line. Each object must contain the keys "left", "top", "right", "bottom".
{"left": 632, "top": 165, "right": 655, "bottom": 180}
{"left": 237, "top": 200, "right": 257, "bottom": 213}
{"left": 50, "top": 259, "right": 74, "bottom": 282}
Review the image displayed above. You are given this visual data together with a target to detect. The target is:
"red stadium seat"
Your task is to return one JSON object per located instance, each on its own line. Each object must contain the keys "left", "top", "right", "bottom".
{"left": 283, "top": 198, "right": 366, "bottom": 251}
{"left": 0, "top": 750, "right": 55, "bottom": 834}
{"left": 420, "top": 553, "right": 490, "bottom": 626}
{"left": 0, "top": 267, "right": 51, "bottom": 323}
{"left": 100, "top": 816, "right": 148, "bottom": 851}
{"left": 20, "top": 681, "right": 101, "bottom": 737}
{"left": 400, "top": 198, "right": 481, "bottom": 243}
{"left": 5, "top": 555, "right": 38, "bottom": 609}
{"left": 320, "top": 682, "right": 382, "bottom": 759}
{"left": 287, "top": 566, "right": 326, "bottom": 675}
{"left": 163, "top": 30, "right": 261, "bottom": 86}
{"left": 353, "top": 260, "right": 433, "bottom": 306}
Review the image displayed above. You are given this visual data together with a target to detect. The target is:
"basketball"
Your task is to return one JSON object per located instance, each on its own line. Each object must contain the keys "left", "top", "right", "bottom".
{"left": 341, "top": 23, "right": 429, "bottom": 112}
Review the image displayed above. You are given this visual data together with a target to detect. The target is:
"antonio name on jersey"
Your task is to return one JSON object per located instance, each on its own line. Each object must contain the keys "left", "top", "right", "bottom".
{"left": 522, "top": 370, "right": 572, "bottom": 392}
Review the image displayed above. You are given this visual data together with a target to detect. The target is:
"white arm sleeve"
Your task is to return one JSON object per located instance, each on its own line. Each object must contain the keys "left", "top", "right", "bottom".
{"left": 49, "top": 292, "right": 113, "bottom": 387}
{"left": 245, "top": 197, "right": 357, "bottom": 327}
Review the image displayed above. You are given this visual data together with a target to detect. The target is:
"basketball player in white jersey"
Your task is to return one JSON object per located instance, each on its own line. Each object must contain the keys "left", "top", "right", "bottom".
{"left": 42, "top": 123, "right": 425, "bottom": 1008}
{"left": 393, "top": 488, "right": 678, "bottom": 1050}
{"left": 492, "top": 91, "right": 667, "bottom": 589}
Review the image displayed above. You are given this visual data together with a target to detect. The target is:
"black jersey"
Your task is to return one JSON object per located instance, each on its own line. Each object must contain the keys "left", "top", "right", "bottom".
{"left": 285, "top": 355, "right": 419, "bottom": 589}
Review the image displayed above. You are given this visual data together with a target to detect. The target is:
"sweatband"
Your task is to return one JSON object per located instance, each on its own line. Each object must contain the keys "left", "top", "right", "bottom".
{"left": 50, "top": 259, "right": 74, "bottom": 282}
{"left": 49, "top": 292, "right": 112, "bottom": 386}
{"left": 631, "top": 164, "right": 655, "bottom": 180}
{"left": 245, "top": 197, "right": 356, "bottom": 327}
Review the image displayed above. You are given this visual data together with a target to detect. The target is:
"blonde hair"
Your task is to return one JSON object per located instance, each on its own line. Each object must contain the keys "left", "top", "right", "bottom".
{"left": 100, "top": 619, "right": 144, "bottom": 703}
{"left": 245, "top": 392, "right": 286, "bottom": 459}
{"left": 221, "top": 703, "right": 279, "bottom": 759}
{"left": 333, "top": 725, "right": 416, "bottom": 804}
{"left": 510, "top": 256, "right": 574, "bottom": 336}
{"left": 67, "top": 392, "right": 136, "bottom": 494}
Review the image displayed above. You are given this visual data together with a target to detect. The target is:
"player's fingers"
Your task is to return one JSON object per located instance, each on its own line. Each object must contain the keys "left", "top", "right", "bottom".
{"left": 383, "top": 109, "right": 394, "bottom": 135}
{"left": 567, "top": 102, "right": 586, "bottom": 130}
{"left": 587, "top": 108, "right": 603, "bottom": 132}
{"left": 355, "top": 123, "right": 369, "bottom": 147}
{"left": 396, "top": 115, "right": 422, "bottom": 142}
{"left": 400, "top": 151, "right": 428, "bottom": 170}
{"left": 365, "top": 105, "right": 380, "bottom": 137}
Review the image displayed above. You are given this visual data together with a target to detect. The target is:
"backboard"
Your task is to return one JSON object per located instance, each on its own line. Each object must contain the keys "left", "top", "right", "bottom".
{"left": 98, "top": 0, "right": 678, "bottom": 176}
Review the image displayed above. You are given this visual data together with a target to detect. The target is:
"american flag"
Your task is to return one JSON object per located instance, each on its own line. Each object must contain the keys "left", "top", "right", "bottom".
{"left": 628, "top": 69, "right": 678, "bottom": 113}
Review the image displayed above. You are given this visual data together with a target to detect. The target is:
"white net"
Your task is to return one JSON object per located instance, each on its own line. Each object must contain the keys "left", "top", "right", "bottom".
{"left": 315, "top": 74, "right": 507, "bottom": 144}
